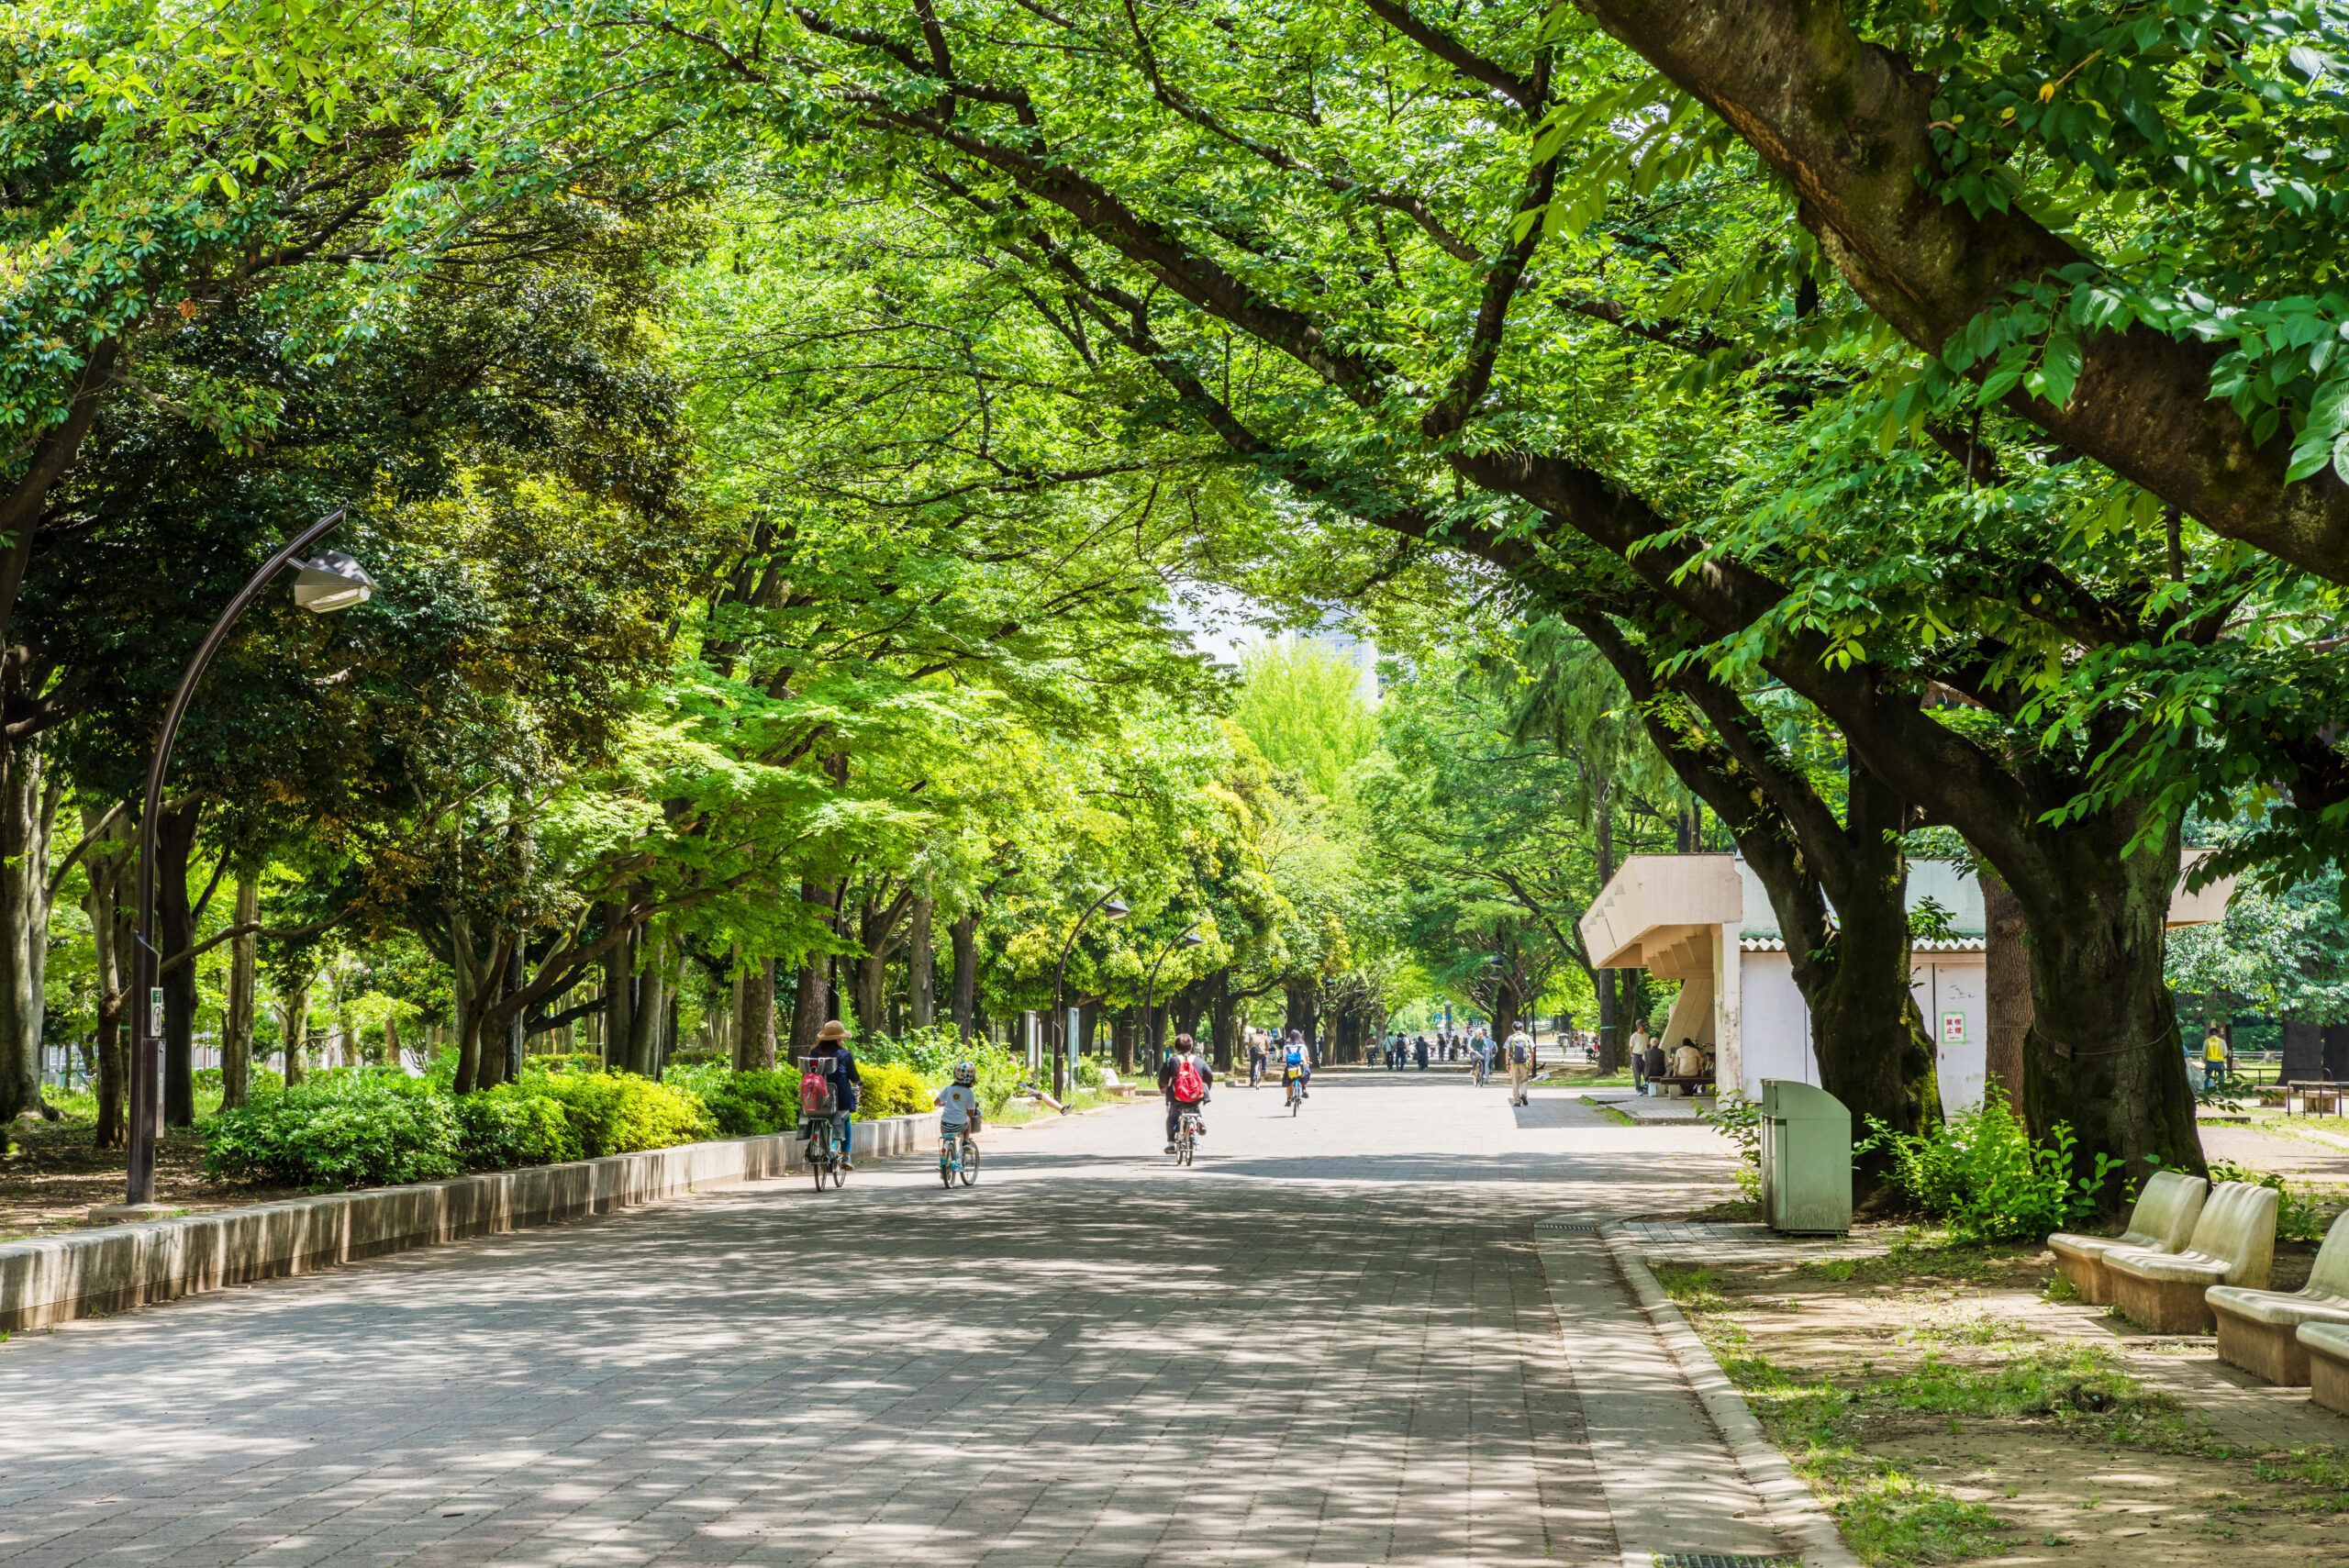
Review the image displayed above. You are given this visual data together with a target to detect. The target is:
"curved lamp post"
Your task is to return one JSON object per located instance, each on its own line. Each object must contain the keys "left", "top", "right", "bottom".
{"left": 123, "top": 511, "right": 374, "bottom": 1207}
{"left": 1049, "top": 890, "right": 1127, "bottom": 1102}
{"left": 1141, "top": 923, "right": 1204, "bottom": 1070}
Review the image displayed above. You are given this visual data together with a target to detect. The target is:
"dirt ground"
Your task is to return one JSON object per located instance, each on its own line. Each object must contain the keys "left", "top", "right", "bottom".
{"left": 1669, "top": 1237, "right": 2349, "bottom": 1567}
{"left": 0, "top": 1118, "right": 297, "bottom": 1240}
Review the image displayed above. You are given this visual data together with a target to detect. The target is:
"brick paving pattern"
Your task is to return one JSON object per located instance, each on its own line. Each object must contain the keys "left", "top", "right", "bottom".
{"left": 0, "top": 1074, "right": 1743, "bottom": 1566}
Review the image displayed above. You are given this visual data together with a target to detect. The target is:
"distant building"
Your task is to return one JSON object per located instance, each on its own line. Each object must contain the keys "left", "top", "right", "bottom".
{"left": 1577, "top": 854, "right": 2234, "bottom": 1111}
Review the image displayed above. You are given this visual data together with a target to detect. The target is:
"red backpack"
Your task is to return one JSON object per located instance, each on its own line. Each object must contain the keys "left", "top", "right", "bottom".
{"left": 800, "top": 1060, "right": 838, "bottom": 1119}
{"left": 1171, "top": 1056, "right": 1206, "bottom": 1101}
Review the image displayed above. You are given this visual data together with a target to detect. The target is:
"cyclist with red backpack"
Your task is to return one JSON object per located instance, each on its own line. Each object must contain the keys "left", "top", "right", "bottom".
{"left": 1158, "top": 1033, "right": 1212, "bottom": 1152}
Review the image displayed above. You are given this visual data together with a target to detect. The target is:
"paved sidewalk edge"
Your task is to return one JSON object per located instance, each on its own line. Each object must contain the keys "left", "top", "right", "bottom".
{"left": 1601, "top": 1221, "right": 1861, "bottom": 1568}
{"left": 0, "top": 1112, "right": 942, "bottom": 1332}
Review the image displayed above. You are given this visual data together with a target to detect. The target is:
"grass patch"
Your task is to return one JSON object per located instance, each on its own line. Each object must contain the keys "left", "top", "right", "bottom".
{"left": 1653, "top": 1263, "right": 1725, "bottom": 1311}
{"left": 1792, "top": 1231, "right": 2040, "bottom": 1287}
{"left": 1701, "top": 1340, "right": 2006, "bottom": 1566}
{"left": 1831, "top": 1466, "right": 2009, "bottom": 1567}
{"left": 1580, "top": 1096, "right": 1636, "bottom": 1126}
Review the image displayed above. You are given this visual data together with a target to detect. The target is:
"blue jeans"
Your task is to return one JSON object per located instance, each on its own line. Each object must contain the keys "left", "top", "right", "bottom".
{"left": 839, "top": 1110, "right": 853, "bottom": 1157}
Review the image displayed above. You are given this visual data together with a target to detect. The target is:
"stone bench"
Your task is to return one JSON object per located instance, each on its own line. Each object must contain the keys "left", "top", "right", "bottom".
{"left": 2296, "top": 1322, "right": 2349, "bottom": 1417}
{"left": 2047, "top": 1169, "right": 2207, "bottom": 1306}
{"left": 2210, "top": 1210, "right": 2349, "bottom": 1384}
{"left": 2105, "top": 1180, "right": 2277, "bottom": 1334}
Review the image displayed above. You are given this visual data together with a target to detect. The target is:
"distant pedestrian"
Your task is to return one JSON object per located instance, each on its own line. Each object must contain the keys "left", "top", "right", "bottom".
{"left": 1630, "top": 1020, "right": 1652, "bottom": 1092}
{"left": 1505, "top": 1027, "right": 1536, "bottom": 1106}
{"left": 1415, "top": 1034, "right": 1430, "bottom": 1071}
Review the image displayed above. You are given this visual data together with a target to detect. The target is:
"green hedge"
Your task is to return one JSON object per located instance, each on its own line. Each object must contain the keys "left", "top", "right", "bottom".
{"left": 202, "top": 1052, "right": 961, "bottom": 1195}
{"left": 204, "top": 1066, "right": 715, "bottom": 1190}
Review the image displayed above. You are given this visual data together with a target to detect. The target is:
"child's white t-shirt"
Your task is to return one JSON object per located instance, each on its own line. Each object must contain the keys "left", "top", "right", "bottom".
{"left": 936, "top": 1083, "right": 981, "bottom": 1128}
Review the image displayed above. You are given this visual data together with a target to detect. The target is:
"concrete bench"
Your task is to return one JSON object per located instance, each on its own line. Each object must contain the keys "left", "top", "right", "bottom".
{"left": 2296, "top": 1322, "right": 2349, "bottom": 1417}
{"left": 2047, "top": 1170, "right": 2207, "bottom": 1306}
{"left": 2210, "top": 1210, "right": 2349, "bottom": 1384}
{"left": 2105, "top": 1180, "right": 2278, "bottom": 1334}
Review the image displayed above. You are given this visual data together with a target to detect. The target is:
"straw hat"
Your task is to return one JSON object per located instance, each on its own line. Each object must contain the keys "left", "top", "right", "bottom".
{"left": 817, "top": 1020, "right": 849, "bottom": 1042}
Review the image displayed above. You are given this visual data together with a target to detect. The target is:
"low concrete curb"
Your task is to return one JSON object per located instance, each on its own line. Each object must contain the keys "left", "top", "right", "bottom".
{"left": 0, "top": 1110, "right": 940, "bottom": 1332}
{"left": 1601, "top": 1222, "right": 1861, "bottom": 1568}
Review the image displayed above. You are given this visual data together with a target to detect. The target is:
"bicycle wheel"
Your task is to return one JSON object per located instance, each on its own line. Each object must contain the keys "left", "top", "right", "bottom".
{"left": 812, "top": 1145, "right": 828, "bottom": 1192}
{"left": 831, "top": 1151, "right": 848, "bottom": 1187}
{"left": 941, "top": 1151, "right": 956, "bottom": 1188}
{"left": 960, "top": 1140, "right": 980, "bottom": 1185}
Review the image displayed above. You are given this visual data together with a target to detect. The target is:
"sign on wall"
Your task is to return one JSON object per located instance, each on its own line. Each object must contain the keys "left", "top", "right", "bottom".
{"left": 1941, "top": 1010, "right": 1968, "bottom": 1045}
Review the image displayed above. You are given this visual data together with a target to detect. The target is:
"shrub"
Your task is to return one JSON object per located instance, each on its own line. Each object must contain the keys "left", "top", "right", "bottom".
{"left": 453, "top": 1084, "right": 579, "bottom": 1169}
{"left": 856, "top": 1061, "right": 937, "bottom": 1118}
{"left": 1074, "top": 1056, "right": 1104, "bottom": 1089}
{"left": 1860, "top": 1089, "right": 2117, "bottom": 1241}
{"left": 1701, "top": 1094, "right": 1765, "bottom": 1201}
{"left": 2209, "top": 1161, "right": 2332, "bottom": 1242}
{"left": 519, "top": 1065, "right": 715, "bottom": 1155}
{"left": 204, "top": 1072, "right": 463, "bottom": 1189}
{"left": 697, "top": 1069, "right": 800, "bottom": 1137}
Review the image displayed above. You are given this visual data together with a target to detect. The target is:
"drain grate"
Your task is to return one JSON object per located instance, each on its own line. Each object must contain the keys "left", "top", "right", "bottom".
{"left": 1532, "top": 1218, "right": 1601, "bottom": 1235}
{"left": 1652, "top": 1556, "right": 1804, "bottom": 1568}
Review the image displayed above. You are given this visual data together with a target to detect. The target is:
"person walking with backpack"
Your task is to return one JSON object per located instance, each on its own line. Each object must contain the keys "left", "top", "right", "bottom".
{"left": 1159, "top": 1033, "right": 1213, "bottom": 1152}
{"left": 1504, "top": 1027, "right": 1537, "bottom": 1106}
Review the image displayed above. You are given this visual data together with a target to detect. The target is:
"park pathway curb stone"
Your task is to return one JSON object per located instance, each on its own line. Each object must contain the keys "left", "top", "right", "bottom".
{"left": 1602, "top": 1220, "right": 1862, "bottom": 1568}
{"left": 0, "top": 1110, "right": 940, "bottom": 1332}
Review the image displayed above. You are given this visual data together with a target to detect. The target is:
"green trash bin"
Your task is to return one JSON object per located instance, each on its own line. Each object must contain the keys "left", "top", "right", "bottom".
{"left": 1759, "top": 1078, "right": 1852, "bottom": 1235}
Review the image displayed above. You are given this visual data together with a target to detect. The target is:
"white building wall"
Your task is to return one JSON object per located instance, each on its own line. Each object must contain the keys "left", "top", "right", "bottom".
{"left": 1736, "top": 948, "right": 1813, "bottom": 1099}
{"left": 1910, "top": 954, "right": 1988, "bottom": 1116}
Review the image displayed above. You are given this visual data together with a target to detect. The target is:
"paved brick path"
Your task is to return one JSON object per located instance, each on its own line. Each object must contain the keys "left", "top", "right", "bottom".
{"left": 0, "top": 1073, "right": 1742, "bottom": 1567}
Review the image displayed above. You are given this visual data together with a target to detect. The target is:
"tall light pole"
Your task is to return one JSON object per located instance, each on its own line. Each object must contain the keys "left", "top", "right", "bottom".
{"left": 1141, "top": 923, "right": 1204, "bottom": 1070}
{"left": 120, "top": 512, "right": 374, "bottom": 1208}
{"left": 1050, "top": 890, "right": 1127, "bottom": 1102}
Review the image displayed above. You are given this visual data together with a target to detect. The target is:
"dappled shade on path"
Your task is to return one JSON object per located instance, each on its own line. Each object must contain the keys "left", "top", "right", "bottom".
{"left": 0, "top": 1075, "right": 1739, "bottom": 1566}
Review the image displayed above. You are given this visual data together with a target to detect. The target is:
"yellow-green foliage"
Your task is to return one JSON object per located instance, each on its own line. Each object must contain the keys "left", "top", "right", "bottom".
{"left": 522, "top": 1065, "right": 716, "bottom": 1155}
{"left": 856, "top": 1062, "right": 936, "bottom": 1118}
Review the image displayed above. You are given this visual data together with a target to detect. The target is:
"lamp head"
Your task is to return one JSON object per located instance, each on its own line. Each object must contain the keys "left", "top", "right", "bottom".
{"left": 1103, "top": 896, "right": 1130, "bottom": 920}
{"left": 293, "top": 550, "right": 376, "bottom": 613}
{"left": 1180, "top": 930, "right": 1205, "bottom": 947}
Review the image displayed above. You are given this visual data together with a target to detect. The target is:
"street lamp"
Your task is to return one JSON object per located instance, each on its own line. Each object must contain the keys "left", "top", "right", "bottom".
{"left": 1142, "top": 923, "right": 1205, "bottom": 1070}
{"left": 1050, "top": 890, "right": 1127, "bottom": 1103}
{"left": 120, "top": 510, "right": 373, "bottom": 1208}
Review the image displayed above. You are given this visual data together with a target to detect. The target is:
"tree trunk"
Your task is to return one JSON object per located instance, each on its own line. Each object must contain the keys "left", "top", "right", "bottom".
{"left": 83, "top": 802, "right": 132, "bottom": 1147}
{"left": 1115, "top": 1005, "right": 1137, "bottom": 1074}
{"left": 222, "top": 877, "right": 257, "bottom": 1108}
{"left": 853, "top": 933, "right": 887, "bottom": 1043}
{"left": 735, "top": 954, "right": 776, "bottom": 1071}
{"left": 155, "top": 795, "right": 202, "bottom": 1128}
{"left": 281, "top": 980, "right": 310, "bottom": 1085}
{"left": 1209, "top": 971, "right": 1237, "bottom": 1072}
{"left": 0, "top": 735, "right": 57, "bottom": 1123}
{"left": 2323, "top": 1024, "right": 2349, "bottom": 1081}
{"left": 790, "top": 880, "right": 841, "bottom": 1057}
{"left": 2282, "top": 1019, "right": 2324, "bottom": 1083}
{"left": 626, "top": 936, "right": 666, "bottom": 1076}
{"left": 951, "top": 911, "right": 978, "bottom": 1041}
{"left": 602, "top": 912, "right": 634, "bottom": 1073}
{"left": 908, "top": 896, "right": 934, "bottom": 1030}
{"left": 1282, "top": 978, "right": 1315, "bottom": 1048}
{"left": 383, "top": 1012, "right": 402, "bottom": 1073}
{"left": 2017, "top": 827, "right": 2199, "bottom": 1195}
{"left": 1594, "top": 969, "right": 1622, "bottom": 1073}
{"left": 1981, "top": 867, "right": 2032, "bottom": 1117}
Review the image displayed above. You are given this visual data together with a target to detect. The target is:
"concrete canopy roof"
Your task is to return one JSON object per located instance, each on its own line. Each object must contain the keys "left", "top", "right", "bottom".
{"left": 1581, "top": 850, "right": 2238, "bottom": 976}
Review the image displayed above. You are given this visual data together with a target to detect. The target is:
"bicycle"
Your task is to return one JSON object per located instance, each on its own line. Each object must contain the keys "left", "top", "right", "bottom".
{"left": 806, "top": 1113, "right": 848, "bottom": 1190}
{"left": 939, "top": 1125, "right": 981, "bottom": 1187}
{"left": 1473, "top": 1053, "right": 1490, "bottom": 1088}
{"left": 1284, "top": 1066, "right": 1305, "bottom": 1116}
{"left": 1173, "top": 1106, "right": 1202, "bottom": 1165}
